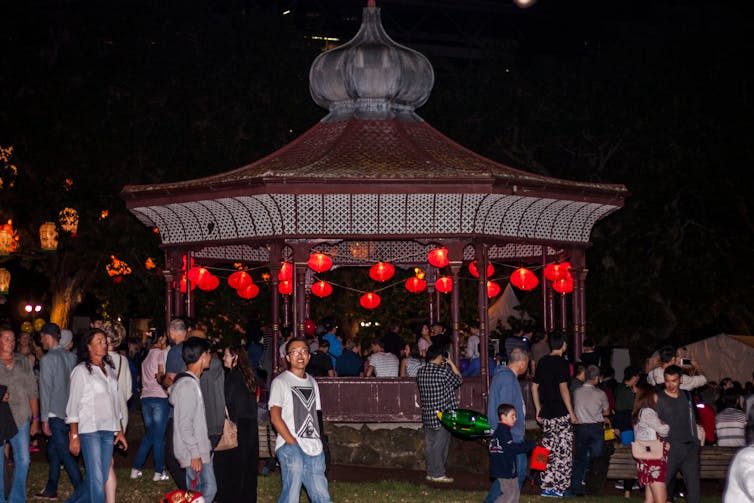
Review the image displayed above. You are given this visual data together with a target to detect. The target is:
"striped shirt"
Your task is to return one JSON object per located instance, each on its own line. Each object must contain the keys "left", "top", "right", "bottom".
{"left": 367, "top": 351, "right": 399, "bottom": 377}
{"left": 716, "top": 407, "right": 746, "bottom": 447}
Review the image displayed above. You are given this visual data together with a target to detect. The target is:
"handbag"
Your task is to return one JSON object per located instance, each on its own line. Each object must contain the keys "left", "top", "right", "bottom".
{"left": 631, "top": 439, "right": 664, "bottom": 460}
{"left": 161, "top": 475, "right": 205, "bottom": 503}
{"left": 529, "top": 445, "right": 550, "bottom": 471}
{"left": 603, "top": 419, "right": 616, "bottom": 441}
{"left": 214, "top": 407, "right": 238, "bottom": 452}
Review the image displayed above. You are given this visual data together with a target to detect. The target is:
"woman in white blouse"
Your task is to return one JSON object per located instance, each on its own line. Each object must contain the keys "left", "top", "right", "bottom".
{"left": 65, "top": 329, "right": 127, "bottom": 503}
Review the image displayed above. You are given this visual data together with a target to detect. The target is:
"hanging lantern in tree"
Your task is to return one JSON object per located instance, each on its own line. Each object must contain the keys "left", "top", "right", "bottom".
{"left": 198, "top": 274, "right": 220, "bottom": 292}
{"left": 510, "top": 267, "right": 539, "bottom": 291}
{"left": 487, "top": 281, "right": 501, "bottom": 298}
{"left": 0, "top": 220, "right": 19, "bottom": 255}
{"left": 428, "top": 247, "right": 449, "bottom": 268}
{"left": 228, "top": 271, "right": 253, "bottom": 290}
{"left": 468, "top": 260, "right": 494, "bottom": 278}
{"left": 39, "top": 222, "right": 58, "bottom": 252}
{"left": 552, "top": 276, "right": 574, "bottom": 294}
{"left": 0, "top": 268, "right": 10, "bottom": 295}
{"left": 307, "top": 253, "right": 332, "bottom": 273}
{"left": 278, "top": 262, "right": 293, "bottom": 281}
{"left": 106, "top": 255, "right": 132, "bottom": 277}
{"left": 278, "top": 280, "right": 293, "bottom": 295}
{"left": 58, "top": 207, "right": 79, "bottom": 235}
{"left": 544, "top": 262, "right": 571, "bottom": 282}
{"left": 238, "top": 283, "right": 260, "bottom": 299}
{"left": 405, "top": 277, "right": 427, "bottom": 294}
{"left": 360, "top": 292, "right": 381, "bottom": 309}
{"left": 435, "top": 276, "right": 453, "bottom": 293}
{"left": 310, "top": 280, "right": 333, "bottom": 298}
{"left": 33, "top": 318, "right": 46, "bottom": 333}
{"left": 20, "top": 321, "right": 33, "bottom": 334}
{"left": 369, "top": 262, "right": 395, "bottom": 282}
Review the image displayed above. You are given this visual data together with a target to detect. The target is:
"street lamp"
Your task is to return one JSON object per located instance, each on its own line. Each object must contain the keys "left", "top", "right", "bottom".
{"left": 24, "top": 303, "right": 42, "bottom": 315}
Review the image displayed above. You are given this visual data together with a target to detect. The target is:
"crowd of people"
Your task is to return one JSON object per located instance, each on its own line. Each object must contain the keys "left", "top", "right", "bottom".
{"left": 1, "top": 314, "right": 752, "bottom": 503}
{"left": 480, "top": 331, "right": 754, "bottom": 502}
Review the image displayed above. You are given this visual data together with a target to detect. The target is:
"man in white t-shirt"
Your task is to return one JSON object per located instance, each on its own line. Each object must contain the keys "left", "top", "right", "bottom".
{"left": 269, "top": 338, "right": 332, "bottom": 503}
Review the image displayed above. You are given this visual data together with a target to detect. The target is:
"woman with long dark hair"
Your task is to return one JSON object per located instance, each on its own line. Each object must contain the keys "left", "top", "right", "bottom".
{"left": 215, "top": 344, "right": 258, "bottom": 502}
{"left": 65, "top": 329, "right": 127, "bottom": 503}
{"left": 632, "top": 382, "right": 670, "bottom": 503}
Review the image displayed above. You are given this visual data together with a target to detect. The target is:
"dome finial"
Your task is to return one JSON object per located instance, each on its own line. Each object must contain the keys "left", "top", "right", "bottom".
{"left": 309, "top": 4, "right": 434, "bottom": 122}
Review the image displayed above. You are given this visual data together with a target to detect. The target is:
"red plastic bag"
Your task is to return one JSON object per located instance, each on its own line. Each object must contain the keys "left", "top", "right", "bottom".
{"left": 161, "top": 475, "right": 205, "bottom": 503}
{"left": 529, "top": 445, "right": 550, "bottom": 471}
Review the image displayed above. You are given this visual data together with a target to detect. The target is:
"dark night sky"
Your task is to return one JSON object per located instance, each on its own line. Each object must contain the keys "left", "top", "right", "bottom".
{"left": 1, "top": 0, "right": 753, "bottom": 342}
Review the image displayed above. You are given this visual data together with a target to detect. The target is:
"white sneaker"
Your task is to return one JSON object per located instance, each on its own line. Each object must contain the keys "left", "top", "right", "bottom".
{"left": 425, "top": 475, "right": 454, "bottom": 483}
{"left": 153, "top": 471, "right": 170, "bottom": 482}
{"left": 130, "top": 468, "right": 143, "bottom": 479}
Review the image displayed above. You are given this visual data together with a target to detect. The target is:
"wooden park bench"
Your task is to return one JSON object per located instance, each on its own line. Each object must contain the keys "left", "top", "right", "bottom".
{"left": 258, "top": 422, "right": 277, "bottom": 459}
{"left": 606, "top": 444, "right": 738, "bottom": 481}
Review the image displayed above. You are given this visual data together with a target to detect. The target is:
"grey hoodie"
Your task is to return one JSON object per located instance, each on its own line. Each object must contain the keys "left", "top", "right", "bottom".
{"left": 169, "top": 371, "right": 211, "bottom": 467}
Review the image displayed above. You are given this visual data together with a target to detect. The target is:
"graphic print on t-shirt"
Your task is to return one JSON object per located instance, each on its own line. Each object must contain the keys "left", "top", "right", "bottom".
{"left": 292, "top": 386, "right": 320, "bottom": 440}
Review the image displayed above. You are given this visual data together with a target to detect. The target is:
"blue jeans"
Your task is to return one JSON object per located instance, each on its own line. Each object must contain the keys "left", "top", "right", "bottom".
{"left": 185, "top": 459, "right": 217, "bottom": 503}
{"left": 0, "top": 421, "right": 30, "bottom": 503}
{"left": 571, "top": 423, "right": 603, "bottom": 495}
{"left": 484, "top": 453, "right": 528, "bottom": 503}
{"left": 133, "top": 397, "right": 169, "bottom": 473}
{"left": 43, "top": 418, "right": 84, "bottom": 495}
{"left": 276, "top": 443, "right": 332, "bottom": 503}
{"left": 65, "top": 431, "right": 115, "bottom": 503}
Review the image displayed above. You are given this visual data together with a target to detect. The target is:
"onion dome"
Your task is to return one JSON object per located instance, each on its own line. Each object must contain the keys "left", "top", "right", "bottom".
{"left": 309, "top": 3, "right": 435, "bottom": 122}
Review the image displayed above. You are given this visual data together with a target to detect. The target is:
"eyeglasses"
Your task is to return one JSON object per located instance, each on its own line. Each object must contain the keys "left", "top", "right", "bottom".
{"left": 288, "top": 348, "right": 310, "bottom": 356}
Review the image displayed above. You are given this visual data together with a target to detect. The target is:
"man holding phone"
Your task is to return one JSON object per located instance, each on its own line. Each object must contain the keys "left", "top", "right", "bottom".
{"left": 647, "top": 345, "right": 707, "bottom": 391}
{"left": 416, "top": 344, "right": 462, "bottom": 483}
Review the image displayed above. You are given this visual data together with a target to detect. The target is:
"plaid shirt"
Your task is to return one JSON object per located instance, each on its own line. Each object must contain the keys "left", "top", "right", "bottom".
{"left": 416, "top": 362, "right": 462, "bottom": 429}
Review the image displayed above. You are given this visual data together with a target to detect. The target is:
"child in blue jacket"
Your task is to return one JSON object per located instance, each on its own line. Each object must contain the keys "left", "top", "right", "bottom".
{"left": 489, "top": 403, "right": 536, "bottom": 503}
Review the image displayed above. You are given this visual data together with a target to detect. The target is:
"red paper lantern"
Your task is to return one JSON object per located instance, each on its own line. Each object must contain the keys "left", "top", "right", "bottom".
{"left": 178, "top": 275, "right": 196, "bottom": 293}
{"left": 552, "top": 277, "right": 574, "bottom": 294}
{"left": 307, "top": 253, "right": 332, "bottom": 273}
{"left": 304, "top": 319, "right": 316, "bottom": 336}
{"left": 405, "top": 277, "right": 427, "bottom": 294}
{"left": 237, "top": 283, "right": 260, "bottom": 299}
{"left": 544, "top": 262, "right": 571, "bottom": 282}
{"left": 198, "top": 274, "right": 220, "bottom": 292}
{"left": 435, "top": 276, "right": 453, "bottom": 293}
{"left": 187, "top": 266, "right": 211, "bottom": 287}
{"left": 278, "top": 280, "right": 293, "bottom": 295}
{"left": 468, "top": 260, "right": 495, "bottom": 278}
{"left": 310, "top": 280, "right": 333, "bottom": 298}
{"left": 360, "top": 292, "right": 381, "bottom": 309}
{"left": 277, "top": 262, "right": 293, "bottom": 281}
{"left": 487, "top": 281, "right": 502, "bottom": 298}
{"left": 427, "top": 247, "right": 449, "bottom": 268}
{"left": 510, "top": 267, "right": 539, "bottom": 291}
{"left": 369, "top": 262, "right": 395, "bottom": 282}
{"left": 228, "top": 270, "right": 253, "bottom": 290}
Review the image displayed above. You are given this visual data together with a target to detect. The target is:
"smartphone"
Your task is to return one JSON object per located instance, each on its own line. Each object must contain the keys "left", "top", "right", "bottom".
{"left": 680, "top": 358, "right": 692, "bottom": 366}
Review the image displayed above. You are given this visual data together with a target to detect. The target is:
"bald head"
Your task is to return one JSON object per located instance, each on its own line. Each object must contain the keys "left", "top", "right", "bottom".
{"left": 507, "top": 348, "right": 530, "bottom": 376}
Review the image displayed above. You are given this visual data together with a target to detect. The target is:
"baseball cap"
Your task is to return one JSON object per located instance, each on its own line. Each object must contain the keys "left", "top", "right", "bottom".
{"left": 40, "top": 322, "right": 61, "bottom": 337}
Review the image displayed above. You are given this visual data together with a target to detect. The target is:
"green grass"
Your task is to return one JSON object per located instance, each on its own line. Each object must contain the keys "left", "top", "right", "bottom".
{"left": 24, "top": 462, "right": 721, "bottom": 502}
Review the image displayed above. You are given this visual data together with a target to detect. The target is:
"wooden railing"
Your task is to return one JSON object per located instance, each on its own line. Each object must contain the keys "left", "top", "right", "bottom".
{"left": 316, "top": 376, "right": 487, "bottom": 423}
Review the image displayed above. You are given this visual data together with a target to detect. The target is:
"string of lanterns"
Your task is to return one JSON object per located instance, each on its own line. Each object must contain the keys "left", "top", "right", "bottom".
{"left": 171, "top": 247, "right": 575, "bottom": 311}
